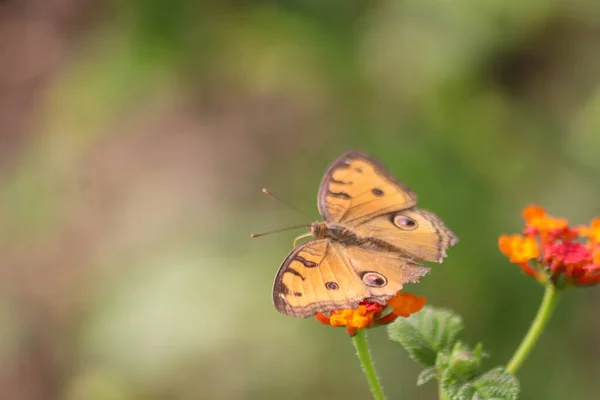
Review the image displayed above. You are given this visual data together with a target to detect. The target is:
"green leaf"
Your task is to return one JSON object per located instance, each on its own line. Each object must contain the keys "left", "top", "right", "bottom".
{"left": 443, "top": 367, "right": 520, "bottom": 400}
{"left": 440, "top": 364, "right": 464, "bottom": 398}
{"left": 435, "top": 350, "right": 450, "bottom": 371}
{"left": 388, "top": 306, "right": 464, "bottom": 367}
{"left": 417, "top": 367, "right": 438, "bottom": 386}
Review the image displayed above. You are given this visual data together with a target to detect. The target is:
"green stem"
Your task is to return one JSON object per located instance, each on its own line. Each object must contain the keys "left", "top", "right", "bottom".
{"left": 352, "top": 329, "right": 386, "bottom": 400}
{"left": 439, "top": 382, "right": 451, "bottom": 400}
{"left": 505, "top": 283, "right": 560, "bottom": 375}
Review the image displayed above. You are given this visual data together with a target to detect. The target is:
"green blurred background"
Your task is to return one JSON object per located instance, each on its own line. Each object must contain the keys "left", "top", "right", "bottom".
{"left": 1, "top": 1, "right": 600, "bottom": 399}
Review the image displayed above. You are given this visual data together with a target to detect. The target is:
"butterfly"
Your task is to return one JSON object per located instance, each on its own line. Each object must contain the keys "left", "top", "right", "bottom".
{"left": 271, "top": 150, "right": 458, "bottom": 317}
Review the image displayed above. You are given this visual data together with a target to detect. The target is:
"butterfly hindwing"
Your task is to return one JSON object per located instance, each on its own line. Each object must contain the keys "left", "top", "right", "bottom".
{"left": 272, "top": 240, "right": 429, "bottom": 317}
{"left": 340, "top": 244, "right": 429, "bottom": 298}
{"left": 351, "top": 208, "right": 459, "bottom": 263}
{"left": 317, "top": 151, "right": 417, "bottom": 224}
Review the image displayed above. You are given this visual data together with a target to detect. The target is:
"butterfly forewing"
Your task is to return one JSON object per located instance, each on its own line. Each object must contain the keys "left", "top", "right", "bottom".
{"left": 317, "top": 151, "right": 418, "bottom": 224}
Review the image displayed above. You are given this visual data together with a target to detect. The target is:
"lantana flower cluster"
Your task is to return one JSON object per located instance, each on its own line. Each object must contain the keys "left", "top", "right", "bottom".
{"left": 315, "top": 291, "right": 426, "bottom": 336}
{"left": 499, "top": 205, "right": 600, "bottom": 286}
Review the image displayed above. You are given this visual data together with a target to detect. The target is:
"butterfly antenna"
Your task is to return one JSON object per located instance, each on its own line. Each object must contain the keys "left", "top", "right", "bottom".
{"left": 250, "top": 224, "right": 309, "bottom": 238}
{"left": 260, "top": 188, "right": 313, "bottom": 220}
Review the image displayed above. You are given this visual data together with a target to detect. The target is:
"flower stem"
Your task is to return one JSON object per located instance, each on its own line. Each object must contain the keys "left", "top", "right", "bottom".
{"left": 506, "top": 283, "right": 560, "bottom": 375}
{"left": 352, "top": 329, "right": 386, "bottom": 400}
{"left": 438, "top": 382, "right": 451, "bottom": 400}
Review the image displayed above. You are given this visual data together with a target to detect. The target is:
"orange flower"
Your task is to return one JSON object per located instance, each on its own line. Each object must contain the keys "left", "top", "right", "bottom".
{"left": 386, "top": 292, "right": 427, "bottom": 317}
{"left": 499, "top": 234, "right": 542, "bottom": 280}
{"left": 578, "top": 218, "right": 600, "bottom": 245}
{"left": 330, "top": 306, "right": 376, "bottom": 329}
{"left": 522, "top": 205, "right": 568, "bottom": 233}
{"left": 315, "top": 291, "right": 426, "bottom": 336}
{"left": 498, "top": 235, "right": 539, "bottom": 263}
{"left": 522, "top": 205, "right": 546, "bottom": 223}
{"left": 499, "top": 205, "right": 600, "bottom": 287}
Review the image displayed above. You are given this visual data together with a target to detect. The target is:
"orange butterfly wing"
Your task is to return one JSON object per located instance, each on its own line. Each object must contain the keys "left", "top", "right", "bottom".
{"left": 318, "top": 151, "right": 417, "bottom": 224}
{"left": 351, "top": 208, "right": 459, "bottom": 263}
{"left": 272, "top": 240, "right": 428, "bottom": 317}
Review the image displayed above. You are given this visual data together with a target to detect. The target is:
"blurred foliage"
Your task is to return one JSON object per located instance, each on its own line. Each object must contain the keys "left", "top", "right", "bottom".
{"left": 1, "top": 0, "right": 600, "bottom": 399}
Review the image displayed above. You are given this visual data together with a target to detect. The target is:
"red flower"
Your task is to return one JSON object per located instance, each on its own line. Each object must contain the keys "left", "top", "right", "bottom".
{"left": 499, "top": 205, "right": 600, "bottom": 286}
{"left": 315, "top": 291, "right": 426, "bottom": 336}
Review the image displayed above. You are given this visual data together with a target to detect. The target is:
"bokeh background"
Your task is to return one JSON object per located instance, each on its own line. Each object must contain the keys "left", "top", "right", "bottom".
{"left": 1, "top": 1, "right": 600, "bottom": 399}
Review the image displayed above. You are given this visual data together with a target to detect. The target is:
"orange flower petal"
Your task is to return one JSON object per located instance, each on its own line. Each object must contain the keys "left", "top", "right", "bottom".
{"left": 315, "top": 312, "right": 331, "bottom": 325}
{"left": 519, "top": 236, "right": 540, "bottom": 261}
{"left": 522, "top": 205, "right": 546, "bottom": 223}
{"left": 328, "top": 305, "right": 377, "bottom": 329}
{"left": 330, "top": 309, "right": 355, "bottom": 327}
{"left": 374, "top": 312, "right": 399, "bottom": 326}
{"left": 498, "top": 235, "right": 516, "bottom": 257}
{"left": 522, "top": 205, "right": 568, "bottom": 237}
{"left": 579, "top": 218, "right": 600, "bottom": 244}
{"left": 498, "top": 235, "right": 539, "bottom": 263}
{"left": 594, "top": 248, "right": 600, "bottom": 265}
{"left": 518, "top": 262, "right": 542, "bottom": 281}
{"left": 387, "top": 292, "right": 426, "bottom": 317}
{"left": 352, "top": 313, "right": 374, "bottom": 329}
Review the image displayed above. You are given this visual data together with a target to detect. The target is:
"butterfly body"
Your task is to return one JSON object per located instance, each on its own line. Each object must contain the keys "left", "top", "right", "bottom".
{"left": 309, "top": 221, "right": 363, "bottom": 245}
{"left": 309, "top": 221, "right": 409, "bottom": 253}
{"left": 272, "top": 151, "right": 458, "bottom": 317}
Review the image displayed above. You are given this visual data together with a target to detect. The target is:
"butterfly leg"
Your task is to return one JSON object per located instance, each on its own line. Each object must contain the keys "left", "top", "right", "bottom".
{"left": 293, "top": 233, "right": 313, "bottom": 248}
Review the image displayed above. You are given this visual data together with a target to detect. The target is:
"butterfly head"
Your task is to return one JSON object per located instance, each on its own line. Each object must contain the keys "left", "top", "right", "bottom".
{"left": 309, "top": 221, "right": 328, "bottom": 240}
